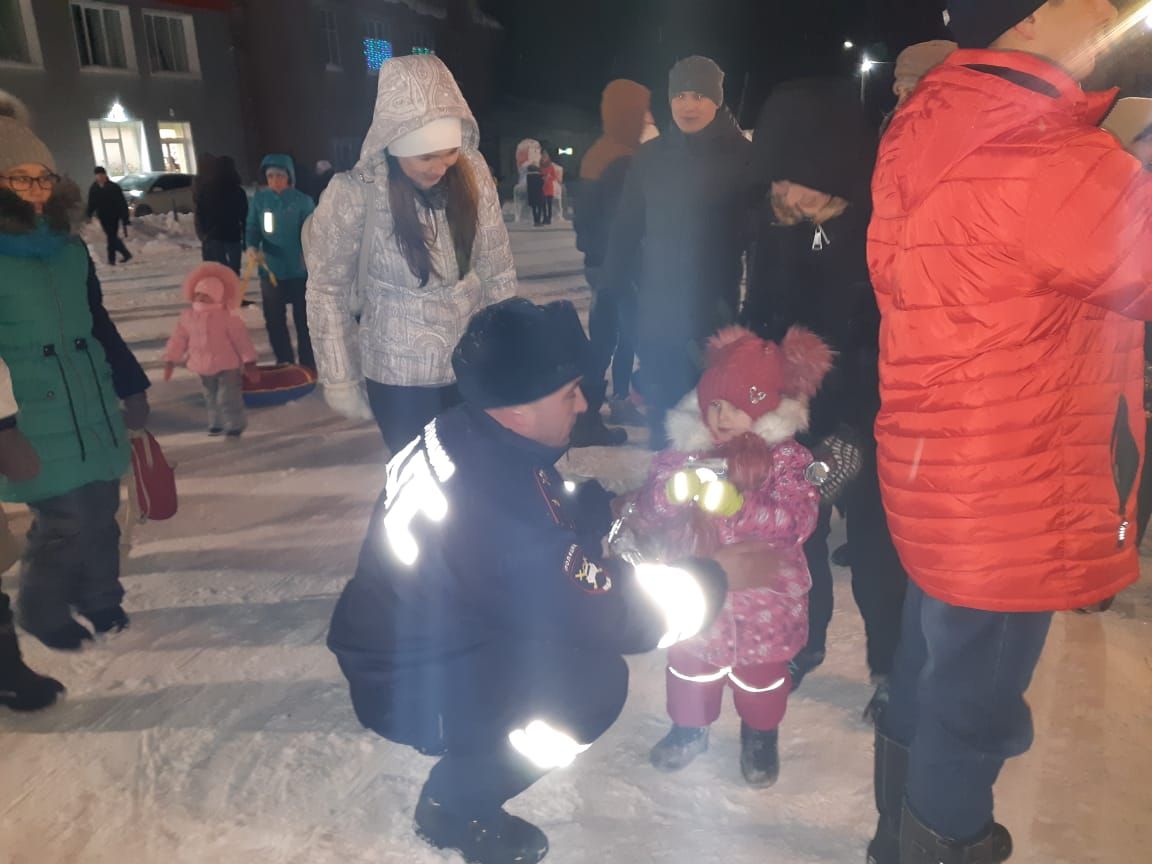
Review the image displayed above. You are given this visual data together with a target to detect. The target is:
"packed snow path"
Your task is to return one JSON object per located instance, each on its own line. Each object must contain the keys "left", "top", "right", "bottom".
{"left": 2, "top": 223, "right": 1150, "bottom": 864}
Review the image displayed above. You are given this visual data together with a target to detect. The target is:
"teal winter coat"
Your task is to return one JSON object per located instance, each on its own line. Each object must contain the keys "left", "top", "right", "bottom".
{"left": 245, "top": 154, "right": 315, "bottom": 281}
{"left": 0, "top": 229, "right": 129, "bottom": 503}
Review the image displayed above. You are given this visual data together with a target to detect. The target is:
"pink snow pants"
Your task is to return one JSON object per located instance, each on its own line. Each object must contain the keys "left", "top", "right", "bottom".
{"left": 665, "top": 644, "right": 791, "bottom": 732}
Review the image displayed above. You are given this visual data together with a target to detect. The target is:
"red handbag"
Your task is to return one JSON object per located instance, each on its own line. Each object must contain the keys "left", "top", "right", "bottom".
{"left": 130, "top": 430, "right": 177, "bottom": 521}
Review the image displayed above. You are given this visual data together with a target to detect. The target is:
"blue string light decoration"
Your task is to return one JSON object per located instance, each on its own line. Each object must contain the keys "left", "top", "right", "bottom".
{"left": 363, "top": 38, "right": 394, "bottom": 71}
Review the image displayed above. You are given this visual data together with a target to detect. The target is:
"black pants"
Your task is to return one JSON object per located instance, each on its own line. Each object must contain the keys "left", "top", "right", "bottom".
{"left": 584, "top": 268, "right": 637, "bottom": 414}
{"left": 881, "top": 582, "right": 1052, "bottom": 842}
{"left": 366, "top": 380, "right": 461, "bottom": 455}
{"left": 543, "top": 196, "right": 554, "bottom": 225}
{"left": 802, "top": 445, "right": 907, "bottom": 678}
{"left": 348, "top": 640, "right": 630, "bottom": 816}
{"left": 102, "top": 223, "right": 131, "bottom": 264}
{"left": 17, "top": 480, "right": 123, "bottom": 638}
{"left": 634, "top": 339, "right": 701, "bottom": 450}
{"left": 202, "top": 239, "right": 243, "bottom": 274}
{"left": 260, "top": 277, "right": 314, "bottom": 369}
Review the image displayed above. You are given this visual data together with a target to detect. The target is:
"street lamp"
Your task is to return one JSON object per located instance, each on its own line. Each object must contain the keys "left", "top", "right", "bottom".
{"left": 843, "top": 40, "right": 855, "bottom": 50}
{"left": 860, "top": 57, "right": 875, "bottom": 102}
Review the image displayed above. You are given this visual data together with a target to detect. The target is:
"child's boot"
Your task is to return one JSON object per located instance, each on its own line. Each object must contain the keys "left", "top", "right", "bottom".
{"left": 740, "top": 723, "right": 780, "bottom": 787}
{"left": 649, "top": 724, "right": 709, "bottom": 772}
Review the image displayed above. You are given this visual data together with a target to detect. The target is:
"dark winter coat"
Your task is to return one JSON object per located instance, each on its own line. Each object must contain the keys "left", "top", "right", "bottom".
{"left": 601, "top": 108, "right": 754, "bottom": 357}
{"left": 744, "top": 78, "right": 879, "bottom": 442}
{"left": 574, "top": 157, "right": 632, "bottom": 269}
{"left": 328, "top": 403, "right": 707, "bottom": 691}
{"left": 196, "top": 181, "right": 249, "bottom": 245}
{"left": 86, "top": 180, "right": 130, "bottom": 231}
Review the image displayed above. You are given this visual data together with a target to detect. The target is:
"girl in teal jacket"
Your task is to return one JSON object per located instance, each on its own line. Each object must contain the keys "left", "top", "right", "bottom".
{"left": 0, "top": 94, "right": 149, "bottom": 650}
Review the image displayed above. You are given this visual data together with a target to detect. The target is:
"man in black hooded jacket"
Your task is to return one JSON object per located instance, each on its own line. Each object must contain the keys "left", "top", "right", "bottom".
{"left": 601, "top": 56, "right": 755, "bottom": 449}
{"left": 743, "top": 77, "right": 907, "bottom": 715}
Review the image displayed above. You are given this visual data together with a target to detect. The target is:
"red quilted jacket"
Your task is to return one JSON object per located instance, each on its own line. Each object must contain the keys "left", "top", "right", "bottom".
{"left": 868, "top": 50, "right": 1152, "bottom": 612}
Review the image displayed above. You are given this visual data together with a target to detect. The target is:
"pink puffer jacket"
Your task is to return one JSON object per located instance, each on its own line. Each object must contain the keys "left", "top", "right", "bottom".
{"left": 163, "top": 262, "right": 258, "bottom": 377}
{"left": 628, "top": 391, "right": 820, "bottom": 666}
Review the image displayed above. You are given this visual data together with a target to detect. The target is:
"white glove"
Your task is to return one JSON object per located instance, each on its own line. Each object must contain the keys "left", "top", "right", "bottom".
{"left": 323, "top": 381, "right": 373, "bottom": 422}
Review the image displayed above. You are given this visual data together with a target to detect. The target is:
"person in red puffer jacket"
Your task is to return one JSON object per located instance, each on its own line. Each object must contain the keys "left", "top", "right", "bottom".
{"left": 866, "top": 2, "right": 1152, "bottom": 863}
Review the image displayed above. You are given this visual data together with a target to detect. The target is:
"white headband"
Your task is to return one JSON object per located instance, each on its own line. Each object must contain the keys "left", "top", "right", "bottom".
{"left": 389, "top": 117, "right": 463, "bottom": 158}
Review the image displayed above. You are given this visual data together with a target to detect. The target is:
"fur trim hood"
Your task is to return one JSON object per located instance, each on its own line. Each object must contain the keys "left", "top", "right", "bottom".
{"left": 666, "top": 389, "right": 811, "bottom": 454}
{"left": 182, "top": 261, "right": 245, "bottom": 311}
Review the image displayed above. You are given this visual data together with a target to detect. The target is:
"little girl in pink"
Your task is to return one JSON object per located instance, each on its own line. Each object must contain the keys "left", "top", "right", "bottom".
{"left": 626, "top": 325, "right": 831, "bottom": 786}
{"left": 163, "top": 262, "right": 259, "bottom": 437}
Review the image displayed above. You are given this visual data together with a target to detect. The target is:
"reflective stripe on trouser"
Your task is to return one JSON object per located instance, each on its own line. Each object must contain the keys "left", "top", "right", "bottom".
{"left": 665, "top": 643, "right": 792, "bottom": 732}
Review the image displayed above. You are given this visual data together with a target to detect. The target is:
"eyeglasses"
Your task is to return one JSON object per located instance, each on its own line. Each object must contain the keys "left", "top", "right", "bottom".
{"left": 1, "top": 173, "right": 61, "bottom": 191}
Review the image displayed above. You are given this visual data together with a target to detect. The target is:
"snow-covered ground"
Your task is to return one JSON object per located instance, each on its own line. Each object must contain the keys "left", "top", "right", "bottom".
{"left": 2, "top": 224, "right": 1150, "bottom": 864}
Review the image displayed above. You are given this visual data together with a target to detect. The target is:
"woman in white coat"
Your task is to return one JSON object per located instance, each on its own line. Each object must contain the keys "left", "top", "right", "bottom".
{"left": 306, "top": 55, "right": 517, "bottom": 452}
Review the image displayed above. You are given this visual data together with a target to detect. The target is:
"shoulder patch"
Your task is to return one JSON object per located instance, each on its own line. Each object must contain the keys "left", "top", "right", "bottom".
{"left": 563, "top": 544, "right": 613, "bottom": 594}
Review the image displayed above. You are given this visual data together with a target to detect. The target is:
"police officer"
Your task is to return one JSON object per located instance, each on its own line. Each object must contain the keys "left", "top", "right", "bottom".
{"left": 328, "top": 298, "right": 729, "bottom": 864}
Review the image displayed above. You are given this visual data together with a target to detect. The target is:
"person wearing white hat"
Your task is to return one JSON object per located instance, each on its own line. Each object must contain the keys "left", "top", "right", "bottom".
{"left": 305, "top": 55, "right": 516, "bottom": 453}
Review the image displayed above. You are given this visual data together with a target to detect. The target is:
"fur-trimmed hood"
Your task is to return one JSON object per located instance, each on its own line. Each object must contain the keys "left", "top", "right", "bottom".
{"left": 0, "top": 181, "right": 84, "bottom": 237}
{"left": 666, "top": 388, "right": 810, "bottom": 454}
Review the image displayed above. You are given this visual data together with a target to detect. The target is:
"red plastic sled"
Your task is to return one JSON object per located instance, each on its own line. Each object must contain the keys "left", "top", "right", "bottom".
{"left": 242, "top": 364, "right": 318, "bottom": 408}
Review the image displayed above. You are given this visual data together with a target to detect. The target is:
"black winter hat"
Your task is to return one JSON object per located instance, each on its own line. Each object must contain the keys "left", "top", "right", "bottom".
{"left": 669, "top": 56, "right": 725, "bottom": 106}
{"left": 946, "top": 1, "right": 1047, "bottom": 49}
{"left": 452, "top": 298, "right": 589, "bottom": 409}
{"left": 752, "top": 77, "right": 877, "bottom": 206}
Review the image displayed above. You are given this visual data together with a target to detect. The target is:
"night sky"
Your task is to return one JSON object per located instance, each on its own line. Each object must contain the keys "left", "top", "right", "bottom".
{"left": 477, "top": 0, "right": 950, "bottom": 123}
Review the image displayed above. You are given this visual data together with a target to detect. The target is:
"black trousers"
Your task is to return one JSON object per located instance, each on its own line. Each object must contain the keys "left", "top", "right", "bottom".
{"left": 17, "top": 480, "right": 122, "bottom": 638}
{"left": 348, "top": 640, "right": 630, "bottom": 816}
{"left": 803, "top": 444, "right": 907, "bottom": 678}
{"left": 202, "top": 239, "right": 243, "bottom": 274}
{"left": 365, "top": 380, "right": 461, "bottom": 455}
{"left": 634, "top": 339, "right": 701, "bottom": 450}
{"left": 584, "top": 268, "right": 637, "bottom": 413}
{"left": 260, "top": 277, "right": 314, "bottom": 369}
{"left": 102, "top": 223, "right": 131, "bottom": 264}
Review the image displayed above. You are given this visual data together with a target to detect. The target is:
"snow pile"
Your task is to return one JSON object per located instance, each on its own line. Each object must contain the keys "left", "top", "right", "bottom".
{"left": 82, "top": 211, "right": 201, "bottom": 260}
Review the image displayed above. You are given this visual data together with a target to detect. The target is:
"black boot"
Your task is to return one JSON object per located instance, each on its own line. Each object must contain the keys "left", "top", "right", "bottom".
{"left": 85, "top": 605, "right": 129, "bottom": 634}
{"left": 867, "top": 728, "right": 909, "bottom": 864}
{"left": 0, "top": 612, "right": 65, "bottom": 711}
{"left": 34, "top": 619, "right": 94, "bottom": 652}
{"left": 899, "top": 803, "right": 1013, "bottom": 864}
{"left": 863, "top": 675, "right": 890, "bottom": 725}
{"left": 414, "top": 790, "right": 549, "bottom": 864}
{"left": 739, "top": 723, "right": 780, "bottom": 787}
{"left": 788, "top": 647, "right": 825, "bottom": 690}
{"left": 649, "top": 724, "right": 709, "bottom": 772}
{"left": 569, "top": 411, "right": 627, "bottom": 448}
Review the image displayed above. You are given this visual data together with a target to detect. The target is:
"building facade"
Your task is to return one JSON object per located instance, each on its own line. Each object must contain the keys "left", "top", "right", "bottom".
{"left": 231, "top": 0, "right": 502, "bottom": 189}
{"left": 0, "top": 0, "right": 246, "bottom": 183}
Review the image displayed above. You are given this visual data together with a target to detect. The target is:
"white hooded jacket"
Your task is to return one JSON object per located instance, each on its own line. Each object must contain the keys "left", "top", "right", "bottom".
{"left": 305, "top": 56, "right": 516, "bottom": 388}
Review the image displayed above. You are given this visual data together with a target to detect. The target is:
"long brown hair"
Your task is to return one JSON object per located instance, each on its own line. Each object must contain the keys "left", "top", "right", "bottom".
{"left": 387, "top": 154, "right": 479, "bottom": 287}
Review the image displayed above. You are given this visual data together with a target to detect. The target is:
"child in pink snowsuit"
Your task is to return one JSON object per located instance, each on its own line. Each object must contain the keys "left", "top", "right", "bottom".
{"left": 163, "top": 262, "right": 259, "bottom": 437}
{"left": 627, "top": 325, "right": 831, "bottom": 786}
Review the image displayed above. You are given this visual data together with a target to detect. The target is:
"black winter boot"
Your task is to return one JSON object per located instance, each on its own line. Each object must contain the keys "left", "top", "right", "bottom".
{"left": 0, "top": 612, "right": 65, "bottom": 711}
{"left": 85, "top": 605, "right": 129, "bottom": 634}
{"left": 739, "top": 723, "right": 780, "bottom": 787}
{"left": 414, "top": 790, "right": 549, "bottom": 864}
{"left": 863, "top": 675, "right": 891, "bottom": 725}
{"left": 899, "top": 803, "right": 1013, "bottom": 864}
{"left": 788, "top": 648, "right": 825, "bottom": 690}
{"left": 649, "top": 724, "right": 709, "bottom": 772}
{"left": 867, "top": 728, "right": 909, "bottom": 864}
{"left": 34, "top": 619, "right": 94, "bottom": 651}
